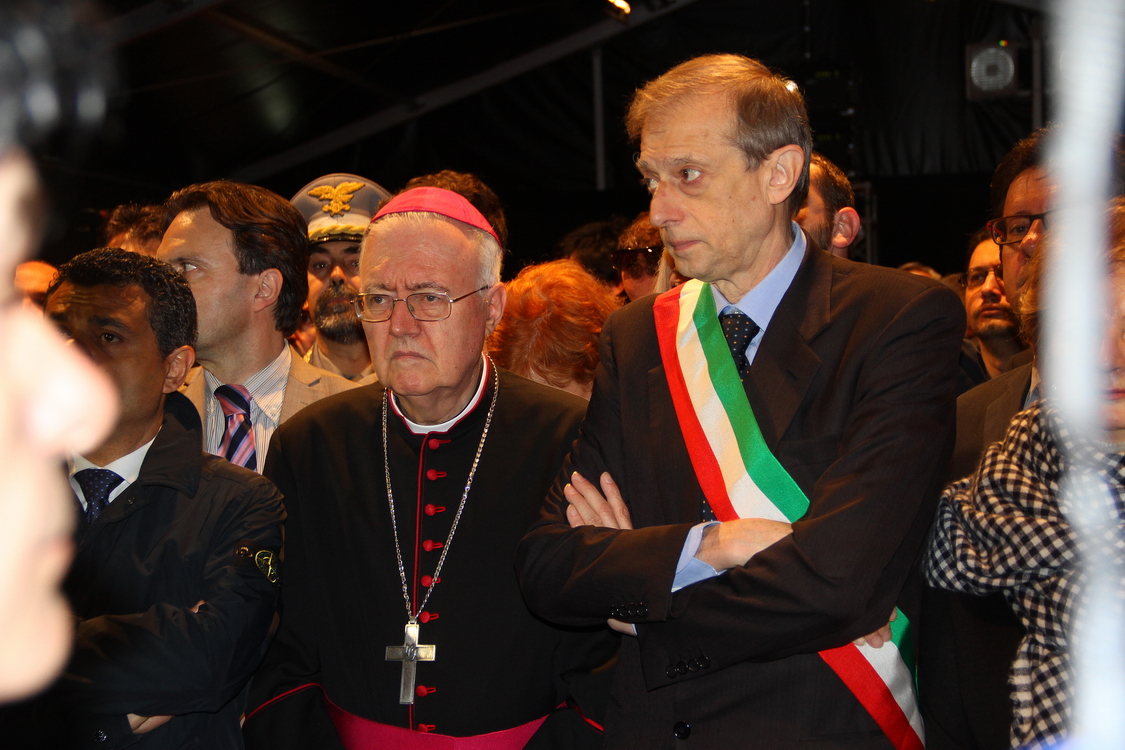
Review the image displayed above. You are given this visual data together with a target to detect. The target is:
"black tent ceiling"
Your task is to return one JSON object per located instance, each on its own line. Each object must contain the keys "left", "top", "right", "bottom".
{"left": 38, "top": 0, "right": 1043, "bottom": 273}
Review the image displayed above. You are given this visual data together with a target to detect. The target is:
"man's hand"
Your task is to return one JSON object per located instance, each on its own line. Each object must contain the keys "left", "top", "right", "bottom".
{"left": 854, "top": 609, "right": 897, "bottom": 648}
{"left": 128, "top": 714, "right": 172, "bottom": 734}
{"left": 695, "top": 518, "right": 792, "bottom": 571}
{"left": 123, "top": 599, "right": 205, "bottom": 733}
{"left": 564, "top": 472, "right": 639, "bottom": 635}
{"left": 565, "top": 471, "right": 632, "bottom": 530}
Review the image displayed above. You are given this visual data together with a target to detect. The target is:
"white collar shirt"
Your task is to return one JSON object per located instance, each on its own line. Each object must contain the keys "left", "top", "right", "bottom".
{"left": 202, "top": 344, "right": 291, "bottom": 472}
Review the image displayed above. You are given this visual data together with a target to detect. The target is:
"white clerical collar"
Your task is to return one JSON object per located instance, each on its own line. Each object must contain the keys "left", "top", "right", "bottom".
{"left": 391, "top": 355, "right": 491, "bottom": 435}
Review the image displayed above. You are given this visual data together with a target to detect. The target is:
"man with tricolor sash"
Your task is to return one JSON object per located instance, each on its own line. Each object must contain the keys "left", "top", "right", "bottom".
{"left": 517, "top": 53, "right": 964, "bottom": 749}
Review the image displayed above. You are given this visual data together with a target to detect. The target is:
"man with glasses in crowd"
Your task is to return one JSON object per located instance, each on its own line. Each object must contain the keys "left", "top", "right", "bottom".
{"left": 919, "top": 128, "right": 1124, "bottom": 750}
{"left": 612, "top": 212, "right": 663, "bottom": 302}
{"left": 244, "top": 187, "right": 613, "bottom": 749}
{"left": 956, "top": 228, "right": 1028, "bottom": 394}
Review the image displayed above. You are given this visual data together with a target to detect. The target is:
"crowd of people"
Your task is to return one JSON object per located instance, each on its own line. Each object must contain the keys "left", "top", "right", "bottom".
{"left": 3, "top": 3, "right": 1125, "bottom": 750}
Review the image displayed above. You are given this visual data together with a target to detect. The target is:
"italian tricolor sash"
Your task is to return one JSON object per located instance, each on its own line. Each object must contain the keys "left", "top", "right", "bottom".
{"left": 653, "top": 279, "right": 925, "bottom": 750}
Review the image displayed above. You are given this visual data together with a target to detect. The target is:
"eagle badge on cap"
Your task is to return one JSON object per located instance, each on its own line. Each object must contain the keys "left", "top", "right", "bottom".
{"left": 308, "top": 181, "right": 366, "bottom": 217}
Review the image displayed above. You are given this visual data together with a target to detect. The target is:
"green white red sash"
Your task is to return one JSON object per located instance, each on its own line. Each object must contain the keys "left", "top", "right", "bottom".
{"left": 653, "top": 279, "right": 925, "bottom": 750}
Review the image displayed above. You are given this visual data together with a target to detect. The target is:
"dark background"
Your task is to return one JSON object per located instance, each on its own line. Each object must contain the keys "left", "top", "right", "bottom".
{"left": 37, "top": 0, "right": 1051, "bottom": 276}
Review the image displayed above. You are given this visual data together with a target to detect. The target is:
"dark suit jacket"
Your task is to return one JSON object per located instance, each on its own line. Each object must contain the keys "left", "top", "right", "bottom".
{"left": 949, "top": 362, "right": 1033, "bottom": 481}
{"left": 517, "top": 244, "right": 965, "bottom": 749}
{"left": 0, "top": 392, "right": 284, "bottom": 750}
{"left": 918, "top": 362, "right": 1033, "bottom": 750}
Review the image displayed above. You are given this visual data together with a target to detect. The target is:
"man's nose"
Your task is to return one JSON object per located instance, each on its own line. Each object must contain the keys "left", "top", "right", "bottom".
{"left": 648, "top": 184, "right": 681, "bottom": 228}
{"left": 1020, "top": 218, "right": 1047, "bottom": 257}
{"left": 388, "top": 297, "right": 420, "bottom": 337}
{"left": 1102, "top": 325, "right": 1125, "bottom": 372}
{"left": 981, "top": 269, "right": 1004, "bottom": 300}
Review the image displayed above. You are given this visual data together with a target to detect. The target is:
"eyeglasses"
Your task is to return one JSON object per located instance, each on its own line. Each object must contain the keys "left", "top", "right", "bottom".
{"left": 958, "top": 264, "right": 1003, "bottom": 289}
{"left": 353, "top": 286, "right": 489, "bottom": 323}
{"left": 987, "top": 211, "right": 1054, "bottom": 246}
{"left": 610, "top": 244, "right": 662, "bottom": 273}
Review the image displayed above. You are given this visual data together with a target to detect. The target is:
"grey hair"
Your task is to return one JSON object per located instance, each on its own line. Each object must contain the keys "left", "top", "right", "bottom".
{"left": 362, "top": 211, "right": 502, "bottom": 288}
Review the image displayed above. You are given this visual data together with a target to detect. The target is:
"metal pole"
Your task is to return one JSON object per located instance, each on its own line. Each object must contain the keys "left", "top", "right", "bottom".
{"left": 1047, "top": 1, "right": 1125, "bottom": 747}
{"left": 593, "top": 46, "right": 607, "bottom": 192}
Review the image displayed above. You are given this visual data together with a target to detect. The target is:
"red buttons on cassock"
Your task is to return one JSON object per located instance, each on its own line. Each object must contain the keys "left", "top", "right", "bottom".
{"left": 427, "top": 438, "right": 450, "bottom": 450}
{"left": 422, "top": 540, "right": 444, "bottom": 552}
{"left": 417, "top": 724, "right": 435, "bottom": 733}
{"left": 419, "top": 611, "right": 439, "bottom": 623}
{"left": 415, "top": 685, "right": 437, "bottom": 697}
{"left": 425, "top": 469, "right": 447, "bottom": 480}
{"left": 424, "top": 505, "right": 446, "bottom": 516}
{"left": 421, "top": 576, "right": 441, "bottom": 587}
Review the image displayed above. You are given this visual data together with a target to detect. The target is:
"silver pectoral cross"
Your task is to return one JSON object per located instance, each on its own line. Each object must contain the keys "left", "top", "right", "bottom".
{"left": 385, "top": 620, "right": 436, "bottom": 704}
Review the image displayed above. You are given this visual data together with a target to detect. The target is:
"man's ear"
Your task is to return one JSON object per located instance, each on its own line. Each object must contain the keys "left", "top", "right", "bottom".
{"left": 765, "top": 145, "right": 805, "bottom": 207}
{"left": 831, "top": 207, "right": 861, "bottom": 248}
{"left": 251, "top": 269, "right": 283, "bottom": 313}
{"left": 162, "top": 345, "right": 196, "bottom": 394}
{"left": 483, "top": 283, "right": 507, "bottom": 338}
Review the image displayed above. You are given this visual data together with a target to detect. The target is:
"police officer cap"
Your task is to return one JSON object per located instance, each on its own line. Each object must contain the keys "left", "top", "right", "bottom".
{"left": 291, "top": 173, "right": 391, "bottom": 244}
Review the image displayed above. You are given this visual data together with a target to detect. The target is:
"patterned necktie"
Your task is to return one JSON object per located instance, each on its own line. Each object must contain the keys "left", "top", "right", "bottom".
{"left": 719, "top": 307, "right": 761, "bottom": 382}
{"left": 215, "top": 384, "right": 257, "bottom": 470}
{"left": 74, "top": 468, "right": 123, "bottom": 525}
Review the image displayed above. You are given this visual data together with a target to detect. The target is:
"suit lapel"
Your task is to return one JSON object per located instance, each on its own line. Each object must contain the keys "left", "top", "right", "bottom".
{"left": 744, "top": 244, "right": 830, "bottom": 450}
{"left": 983, "top": 364, "right": 1032, "bottom": 445}
{"left": 281, "top": 349, "right": 323, "bottom": 424}
{"left": 647, "top": 361, "right": 706, "bottom": 525}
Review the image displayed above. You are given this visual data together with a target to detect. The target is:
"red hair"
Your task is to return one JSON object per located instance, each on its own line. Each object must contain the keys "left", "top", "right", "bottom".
{"left": 489, "top": 259, "right": 620, "bottom": 389}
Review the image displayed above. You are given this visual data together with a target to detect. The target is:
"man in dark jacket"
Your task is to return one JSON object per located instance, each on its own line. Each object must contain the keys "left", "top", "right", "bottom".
{"left": 1, "top": 248, "right": 284, "bottom": 749}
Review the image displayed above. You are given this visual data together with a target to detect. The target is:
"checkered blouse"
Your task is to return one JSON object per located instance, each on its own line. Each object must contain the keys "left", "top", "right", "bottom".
{"left": 925, "top": 403, "right": 1125, "bottom": 749}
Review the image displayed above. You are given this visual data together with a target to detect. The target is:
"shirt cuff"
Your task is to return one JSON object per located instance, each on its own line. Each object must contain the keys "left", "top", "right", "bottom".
{"left": 672, "top": 522, "right": 721, "bottom": 592}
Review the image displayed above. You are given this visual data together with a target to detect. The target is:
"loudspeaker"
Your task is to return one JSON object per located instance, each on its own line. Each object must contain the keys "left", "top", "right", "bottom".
{"left": 966, "top": 41, "right": 1026, "bottom": 100}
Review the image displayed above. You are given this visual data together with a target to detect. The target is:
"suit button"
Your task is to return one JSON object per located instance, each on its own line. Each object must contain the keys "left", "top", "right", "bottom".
{"left": 676, "top": 661, "right": 688, "bottom": 675}
{"left": 93, "top": 730, "right": 108, "bottom": 742}
{"left": 687, "top": 659, "right": 700, "bottom": 672}
{"left": 638, "top": 604, "right": 648, "bottom": 617}
{"left": 666, "top": 665, "right": 678, "bottom": 679}
{"left": 698, "top": 655, "right": 710, "bottom": 668}
{"left": 673, "top": 721, "right": 691, "bottom": 739}
{"left": 609, "top": 607, "right": 620, "bottom": 618}
{"left": 628, "top": 605, "right": 640, "bottom": 617}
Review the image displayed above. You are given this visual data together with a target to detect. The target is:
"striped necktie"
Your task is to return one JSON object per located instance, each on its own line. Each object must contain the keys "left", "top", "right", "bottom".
{"left": 215, "top": 384, "right": 257, "bottom": 470}
{"left": 73, "top": 468, "right": 123, "bottom": 524}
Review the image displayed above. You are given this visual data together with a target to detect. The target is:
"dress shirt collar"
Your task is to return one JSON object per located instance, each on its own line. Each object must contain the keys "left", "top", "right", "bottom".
{"left": 711, "top": 221, "right": 806, "bottom": 329}
{"left": 69, "top": 432, "right": 159, "bottom": 508}
{"left": 203, "top": 343, "right": 291, "bottom": 428}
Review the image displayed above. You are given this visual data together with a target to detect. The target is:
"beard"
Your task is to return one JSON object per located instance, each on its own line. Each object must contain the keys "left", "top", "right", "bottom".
{"left": 803, "top": 216, "right": 832, "bottom": 251}
{"left": 973, "top": 313, "right": 1020, "bottom": 343}
{"left": 314, "top": 281, "right": 365, "bottom": 345}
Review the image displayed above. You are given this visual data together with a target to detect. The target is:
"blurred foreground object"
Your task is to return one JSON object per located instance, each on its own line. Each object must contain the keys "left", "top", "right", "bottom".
{"left": 0, "top": 0, "right": 117, "bottom": 703}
